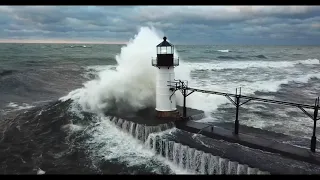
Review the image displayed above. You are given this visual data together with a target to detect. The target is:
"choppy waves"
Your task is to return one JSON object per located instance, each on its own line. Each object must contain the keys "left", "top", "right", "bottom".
{"left": 186, "top": 58, "right": 319, "bottom": 71}
{"left": 1, "top": 26, "right": 320, "bottom": 174}
{"left": 0, "top": 69, "right": 17, "bottom": 77}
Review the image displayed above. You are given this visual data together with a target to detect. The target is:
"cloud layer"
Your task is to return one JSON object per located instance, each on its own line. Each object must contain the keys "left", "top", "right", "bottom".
{"left": 0, "top": 6, "right": 320, "bottom": 45}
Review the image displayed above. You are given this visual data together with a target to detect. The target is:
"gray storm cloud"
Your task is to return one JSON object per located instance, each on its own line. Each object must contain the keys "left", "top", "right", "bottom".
{"left": 0, "top": 6, "right": 319, "bottom": 45}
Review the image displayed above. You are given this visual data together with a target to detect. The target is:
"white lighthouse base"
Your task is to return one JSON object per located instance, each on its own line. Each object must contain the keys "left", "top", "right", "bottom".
{"left": 156, "top": 67, "right": 177, "bottom": 111}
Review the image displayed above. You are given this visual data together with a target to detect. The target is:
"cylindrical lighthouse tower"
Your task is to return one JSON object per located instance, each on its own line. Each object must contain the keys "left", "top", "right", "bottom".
{"left": 152, "top": 37, "right": 180, "bottom": 119}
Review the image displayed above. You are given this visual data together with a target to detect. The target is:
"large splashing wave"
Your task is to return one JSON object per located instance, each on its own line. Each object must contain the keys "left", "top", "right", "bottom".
{"left": 3, "top": 26, "right": 320, "bottom": 175}
{"left": 61, "top": 27, "right": 190, "bottom": 114}
{"left": 61, "top": 26, "right": 320, "bottom": 117}
{"left": 58, "top": 26, "right": 320, "bottom": 137}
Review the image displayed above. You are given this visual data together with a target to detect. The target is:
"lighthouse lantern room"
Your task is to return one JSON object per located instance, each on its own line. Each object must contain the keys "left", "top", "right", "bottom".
{"left": 152, "top": 37, "right": 180, "bottom": 119}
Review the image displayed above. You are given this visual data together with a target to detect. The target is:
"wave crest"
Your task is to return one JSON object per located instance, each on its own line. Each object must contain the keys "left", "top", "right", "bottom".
{"left": 217, "top": 50, "right": 230, "bottom": 53}
{"left": 61, "top": 27, "right": 190, "bottom": 114}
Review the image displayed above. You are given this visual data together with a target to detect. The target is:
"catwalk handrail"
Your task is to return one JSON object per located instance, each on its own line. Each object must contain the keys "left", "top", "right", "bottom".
{"left": 168, "top": 79, "right": 319, "bottom": 153}
{"left": 186, "top": 87, "right": 314, "bottom": 109}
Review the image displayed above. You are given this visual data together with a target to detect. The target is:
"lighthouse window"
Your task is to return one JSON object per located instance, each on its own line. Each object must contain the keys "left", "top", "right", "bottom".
{"left": 157, "top": 47, "right": 166, "bottom": 54}
{"left": 158, "top": 46, "right": 173, "bottom": 54}
{"left": 166, "top": 47, "right": 173, "bottom": 54}
{"left": 161, "top": 47, "right": 167, "bottom": 54}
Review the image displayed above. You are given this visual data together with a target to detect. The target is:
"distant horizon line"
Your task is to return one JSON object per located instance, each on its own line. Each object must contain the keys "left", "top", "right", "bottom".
{"left": 0, "top": 39, "right": 128, "bottom": 45}
{"left": 0, "top": 39, "right": 319, "bottom": 46}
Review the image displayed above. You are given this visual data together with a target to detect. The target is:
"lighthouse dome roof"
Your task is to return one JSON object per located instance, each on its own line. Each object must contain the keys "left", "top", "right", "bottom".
{"left": 156, "top": 36, "right": 173, "bottom": 47}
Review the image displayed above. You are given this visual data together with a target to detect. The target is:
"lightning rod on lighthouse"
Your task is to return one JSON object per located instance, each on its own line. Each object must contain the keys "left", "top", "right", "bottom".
{"left": 152, "top": 37, "right": 180, "bottom": 119}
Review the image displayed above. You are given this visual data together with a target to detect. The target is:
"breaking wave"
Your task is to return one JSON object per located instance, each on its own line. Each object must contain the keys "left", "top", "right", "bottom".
{"left": 60, "top": 27, "right": 191, "bottom": 115}
{"left": 186, "top": 59, "right": 319, "bottom": 71}
{"left": 217, "top": 50, "right": 230, "bottom": 53}
{"left": 60, "top": 26, "right": 319, "bottom": 118}
{"left": 3, "top": 26, "right": 320, "bottom": 175}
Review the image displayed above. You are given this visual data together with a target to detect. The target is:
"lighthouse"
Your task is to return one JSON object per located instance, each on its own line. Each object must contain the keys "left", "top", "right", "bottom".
{"left": 152, "top": 37, "right": 180, "bottom": 119}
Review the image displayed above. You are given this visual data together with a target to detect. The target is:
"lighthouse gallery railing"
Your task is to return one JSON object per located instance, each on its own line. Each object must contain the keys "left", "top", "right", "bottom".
{"left": 151, "top": 57, "right": 180, "bottom": 67}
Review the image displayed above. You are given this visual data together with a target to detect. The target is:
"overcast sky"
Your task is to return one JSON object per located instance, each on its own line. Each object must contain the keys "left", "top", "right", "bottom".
{"left": 0, "top": 6, "right": 320, "bottom": 45}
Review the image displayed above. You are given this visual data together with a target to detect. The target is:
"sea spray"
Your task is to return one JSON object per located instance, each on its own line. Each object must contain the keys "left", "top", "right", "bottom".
{"left": 55, "top": 26, "right": 315, "bottom": 174}
{"left": 59, "top": 26, "right": 271, "bottom": 174}
{"left": 60, "top": 26, "right": 191, "bottom": 114}
{"left": 59, "top": 26, "right": 229, "bottom": 117}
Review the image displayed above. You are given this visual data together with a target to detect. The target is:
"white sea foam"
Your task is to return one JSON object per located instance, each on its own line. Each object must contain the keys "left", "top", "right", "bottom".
{"left": 61, "top": 26, "right": 190, "bottom": 114}
{"left": 60, "top": 26, "right": 320, "bottom": 173}
{"left": 37, "top": 168, "right": 46, "bottom": 175}
{"left": 185, "top": 58, "right": 319, "bottom": 71}
{"left": 217, "top": 49, "right": 230, "bottom": 52}
{"left": 6, "top": 102, "right": 35, "bottom": 111}
{"left": 81, "top": 115, "right": 190, "bottom": 174}
{"left": 61, "top": 27, "right": 193, "bottom": 173}
{"left": 60, "top": 26, "right": 320, "bottom": 121}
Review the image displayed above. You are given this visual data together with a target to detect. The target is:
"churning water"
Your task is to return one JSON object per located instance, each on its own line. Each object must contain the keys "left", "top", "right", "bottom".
{"left": 1, "top": 26, "right": 320, "bottom": 174}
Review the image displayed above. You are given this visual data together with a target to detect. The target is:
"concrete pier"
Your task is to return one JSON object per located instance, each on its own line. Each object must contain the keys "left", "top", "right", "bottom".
{"left": 104, "top": 106, "right": 204, "bottom": 126}
{"left": 175, "top": 120, "right": 320, "bottom": 166}
{"left": 104, "top": 104, "right": 320, "bottom": 174}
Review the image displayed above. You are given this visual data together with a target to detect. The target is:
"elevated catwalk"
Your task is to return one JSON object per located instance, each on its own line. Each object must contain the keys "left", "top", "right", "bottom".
{"left": 175, "top": 120, "right": 320, "bottom": 171}
{"left": 104, "top": 107, "right": 269, "bottom": 174}
{"left": 101, "top": 37, "right": 320, "bottom": 174}
{"left": 160, "top": 129, "right": 320, "bottom": 174}
{"left": 104, "top": 105, "right": 320, "bottom": 174}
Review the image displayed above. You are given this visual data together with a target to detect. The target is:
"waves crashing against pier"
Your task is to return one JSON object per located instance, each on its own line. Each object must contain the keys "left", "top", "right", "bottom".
{"left": 106, "top": 116, "right": 269, "bottom": 175}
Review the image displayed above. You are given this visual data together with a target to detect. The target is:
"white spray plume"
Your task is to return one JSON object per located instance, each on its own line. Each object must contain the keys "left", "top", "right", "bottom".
{"left": 61, "top": 26, "right": 191, "bottom": 114}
